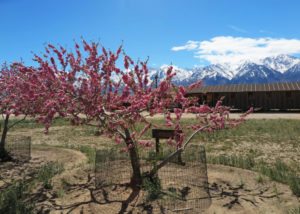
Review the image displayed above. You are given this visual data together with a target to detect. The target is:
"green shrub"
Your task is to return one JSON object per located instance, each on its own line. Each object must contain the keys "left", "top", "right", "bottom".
{"left": 142, "top": 175, "right": 162, "bottom": 201}
{"left": 259, "top": 159, "right": 300, "bottom": 197}
{"left": 37, "top": 161, "right": 64, "bottom": 189}
{"left": 0, "top": 180, "right": 35, "bottom": 214}
{"left": 76, "top": 145, "right": 95, "bottom": 165}
{"left": 0, "top": 161, "right": 64, "bottom": 213}
{"left": 207, "top": 155, "right": 300, "bottom": 197}
{"left": 207, "top": 154, "right": 255, "bottom": 170}
{"left": 289, "top": 176, "right": 300, "bottom": 197}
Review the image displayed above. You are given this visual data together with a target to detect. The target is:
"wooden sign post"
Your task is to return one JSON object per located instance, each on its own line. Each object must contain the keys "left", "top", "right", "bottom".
{"left": 152, "top": 129, "right": 184, "bottom": 164}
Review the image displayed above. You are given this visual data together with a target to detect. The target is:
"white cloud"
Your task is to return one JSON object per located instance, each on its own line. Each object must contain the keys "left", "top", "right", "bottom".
{"left": 171, "top": 40, "right": 199, "bottom": 51}
{"left": 171, "top": 36, "right": 300, "bottom": 65}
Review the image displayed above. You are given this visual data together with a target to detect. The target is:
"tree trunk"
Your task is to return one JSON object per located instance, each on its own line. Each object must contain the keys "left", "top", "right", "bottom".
{"left": 124, "top": 128, "right": 143, "bottom": 188}
{"left": 0, "top": 114, "right": 12, "bottom": 161}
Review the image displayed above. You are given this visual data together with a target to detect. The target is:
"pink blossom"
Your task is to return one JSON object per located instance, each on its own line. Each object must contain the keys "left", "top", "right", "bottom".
{"left": 138, "top": 140, "right": 152, "bottom": 148}
{"left": 139, "top": 123, "right": 151, "bottom": 137}
{"left": 131, "top": 132, "right": 136, "bottom": 140}
{"left": 178, "top": 86, "right": 187, "bottom": 95}
{"left": 188, "top": 80, "right": 203, "bottom": 89}
{"left": 44, "top": 128, "right": 49, "bottom": 135}
{"left": 165, "top": 120, "right": 173, "bottom": 127}
{"left": 247, "top": 107, "right": 254, "bottom": 114}
{"left": 128, "top": 143, "right": 134, "bottom": 149}
{"left": 166, "top": 66, "right": 173, "bottom": 75}
{"left": 215, "top": 100, "right": 222, "bottom": 109}
{"left": 48, "top": 44, "right": 55, "bottom": 49}
{"left": 199, "top": 105, "right": 211, "bottom": 113}
{"left": 174, "top": 108, "right": 182, "bottom": 120}
{"left": 167, "top": 137, "right": 174, "bottom": 146}
{"left": 124, "top": 56, "right": 129, "bottom": 69}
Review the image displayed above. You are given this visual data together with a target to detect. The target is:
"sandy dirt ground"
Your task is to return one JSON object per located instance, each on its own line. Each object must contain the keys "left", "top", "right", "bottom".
{"left": 1, "top": 113, "right": 300, "bottom": 213}
{"left": 222, "top": 112, "right": 300, "bottom": 120}
{"left": 1, "top": 147, "right": 299, "bottom": 214}
{"left": 145, "top": 112, "right": 300, "bottom": 120}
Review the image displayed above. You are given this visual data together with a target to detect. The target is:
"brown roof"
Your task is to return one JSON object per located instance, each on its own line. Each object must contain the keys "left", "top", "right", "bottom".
{"left": 188, "top": 82, "right": 300, "bottom": 94}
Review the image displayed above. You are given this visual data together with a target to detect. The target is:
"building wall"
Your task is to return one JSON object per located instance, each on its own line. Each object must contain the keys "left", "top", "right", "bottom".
{"left": 191, "top": 91, "right": 300, "bottom": 110}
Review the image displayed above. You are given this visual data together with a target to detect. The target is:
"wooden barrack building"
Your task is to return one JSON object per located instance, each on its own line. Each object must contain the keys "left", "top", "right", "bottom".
{"left": 187, "top": 82, "right": 300, "bottom": 110}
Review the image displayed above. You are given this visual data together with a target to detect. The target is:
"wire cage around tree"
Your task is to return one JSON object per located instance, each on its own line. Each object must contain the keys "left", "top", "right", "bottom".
{"left": 94, "top": 145, "right": 211, "bottom": 213}
{"left": 4, "top": 135, "right": 31, "bottom": 162}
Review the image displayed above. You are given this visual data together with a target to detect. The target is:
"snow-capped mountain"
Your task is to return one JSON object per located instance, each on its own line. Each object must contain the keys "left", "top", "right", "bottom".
{"left": 231, "top": 62, "right": 281, "bottom": 84}
{"left": 187, "top": 64, "right": 233, "bottom": 85}
{"left": 148, "top": 65, "right": 194, "bottom": 85}
{"left": 149, "top": 54, "right": 300, "bottom": 85}
{"left": 283, "top": 62, "right": 300, "bottom": 82}
{"left": 260, "top": 54, "right": 300, "bottom": 73}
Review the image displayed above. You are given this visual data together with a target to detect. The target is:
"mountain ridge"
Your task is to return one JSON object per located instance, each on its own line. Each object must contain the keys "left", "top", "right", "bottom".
{"left": 149, "top": 55, "right": 300, "bottom": 85}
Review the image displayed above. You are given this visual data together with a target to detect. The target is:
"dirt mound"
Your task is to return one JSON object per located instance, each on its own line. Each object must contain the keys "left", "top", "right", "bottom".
{"left": 0, "top": 146, "right": 86, "bottom": 187}
{"left": 205, "top": 164, "right": 298, "bottom": 214}
{"left": 0, "top": 147, "right": 299, "bottom": 213}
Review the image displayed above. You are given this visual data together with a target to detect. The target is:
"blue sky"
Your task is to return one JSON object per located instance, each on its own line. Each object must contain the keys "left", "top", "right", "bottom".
{"left": 1, "top": 0, "right": 300, "bottom": 68}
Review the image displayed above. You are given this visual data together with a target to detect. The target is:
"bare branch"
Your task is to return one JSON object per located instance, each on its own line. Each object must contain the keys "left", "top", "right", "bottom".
{"left": 88, "top": 117, "right": 126, "bottom": 140}
{"left": 86, "top": 123, "right": 98, "bottom": 127}
{"left": 147, "top": 124, "right": 210, "bottom": 177}
{"left": 182, "top": 124, "right": 210, "bottom": 150}
{"left": 7, "top": 115, "right": 27, "bottom": 130}
{"left": 116, "top": 129, "right": 126, "bottom": 140}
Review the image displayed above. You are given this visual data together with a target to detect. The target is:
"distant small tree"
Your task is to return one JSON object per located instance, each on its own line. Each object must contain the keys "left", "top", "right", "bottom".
{"left": 30, "top": 40, "right": 252, "bottom": 208}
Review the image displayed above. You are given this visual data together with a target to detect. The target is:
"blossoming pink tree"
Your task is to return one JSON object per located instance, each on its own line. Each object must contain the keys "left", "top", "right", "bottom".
{"left": 0, "top": 63, "right": 42, "bottom": 161}
{"left": 31, "top": 40, "right": 252, "bottom": 198}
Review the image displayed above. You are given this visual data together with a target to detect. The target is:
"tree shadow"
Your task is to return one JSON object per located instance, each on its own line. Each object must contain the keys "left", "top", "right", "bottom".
{"left": 34, "top": 176, "right": 143, "bottom": 214}
{"left": 208, "top": 181, "right": 282, "bottom": 210}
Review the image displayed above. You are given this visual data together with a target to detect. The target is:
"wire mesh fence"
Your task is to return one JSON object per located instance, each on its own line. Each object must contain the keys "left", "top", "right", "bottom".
{"left": 4, "top": 135, "right": 31, "bottom": 162}
{"left": 94, "top": 145, "right": 211, "bottom": 213}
